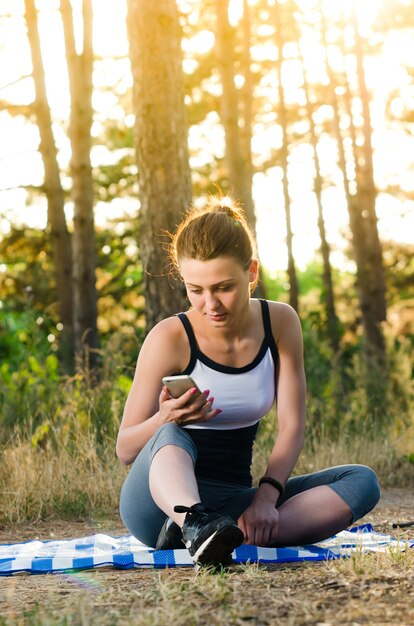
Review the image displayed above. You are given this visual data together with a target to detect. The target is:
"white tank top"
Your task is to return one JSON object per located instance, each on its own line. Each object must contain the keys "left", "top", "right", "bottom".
{"left": 177, "top": 299, "right": 278, "bottom": 430}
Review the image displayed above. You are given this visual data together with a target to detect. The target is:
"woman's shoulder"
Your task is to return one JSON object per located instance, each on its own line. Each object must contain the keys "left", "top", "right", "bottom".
{"left": 138, "top": 314, "right": 192, "bottom": 373}
{"left": 145, "top": 314, "right": 188, "bottom": 344}
{"left": 257, "top": 298, "right": 299, "bottom": 322}
{"left": 259, "top": 300, "right": 302, "bottom": 345}
{"left": 265, "top": 299, "right": 299, "bottom": 318}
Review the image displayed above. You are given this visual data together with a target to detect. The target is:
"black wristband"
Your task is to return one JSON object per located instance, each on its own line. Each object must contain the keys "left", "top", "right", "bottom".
{"left": 259, "top": 476, "right": 285, "bottom": 496}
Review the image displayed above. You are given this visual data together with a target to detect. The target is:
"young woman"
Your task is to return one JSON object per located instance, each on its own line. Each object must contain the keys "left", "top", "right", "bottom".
{"left": 116, "top": 199, "right": 380, "bottom": 569}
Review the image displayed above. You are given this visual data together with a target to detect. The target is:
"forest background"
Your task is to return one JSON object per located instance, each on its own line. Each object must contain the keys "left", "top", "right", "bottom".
{"left": 0, "top": 0, "right": 413, "bottom": 526}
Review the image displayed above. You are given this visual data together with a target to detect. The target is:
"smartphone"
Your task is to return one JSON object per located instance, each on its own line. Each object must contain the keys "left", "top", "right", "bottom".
{"left": 162, "top": 375, "right": 202, "bottom": 399}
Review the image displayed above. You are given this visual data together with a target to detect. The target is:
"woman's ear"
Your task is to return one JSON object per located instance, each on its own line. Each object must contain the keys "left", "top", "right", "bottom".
{"left": 248, "top": 259, "right": 259, "bottom": 283}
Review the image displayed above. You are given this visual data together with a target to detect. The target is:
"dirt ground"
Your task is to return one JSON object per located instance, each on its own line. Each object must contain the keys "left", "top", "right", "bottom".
{"left": 0, "top": 488, "right": 413, "bottom": 626}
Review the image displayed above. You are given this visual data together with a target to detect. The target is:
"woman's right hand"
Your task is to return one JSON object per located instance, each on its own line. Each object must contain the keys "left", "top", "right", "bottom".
{"left": 158, "top": 386, "right": 222, "bottom": 426}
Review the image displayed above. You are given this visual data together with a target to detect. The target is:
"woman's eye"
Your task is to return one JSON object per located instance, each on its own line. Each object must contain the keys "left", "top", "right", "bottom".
{"left": 190, "top": 289, "right": 202, "bottom": 294}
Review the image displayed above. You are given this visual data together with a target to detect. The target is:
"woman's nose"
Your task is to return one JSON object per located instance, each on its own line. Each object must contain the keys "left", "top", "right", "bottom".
{"left": 205, "top": 291, "right": 220, "bottom": 309}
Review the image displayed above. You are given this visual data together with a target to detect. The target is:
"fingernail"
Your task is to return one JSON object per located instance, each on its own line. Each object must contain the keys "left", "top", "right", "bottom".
{"left": 216, "top": 409, "right": 222, "bottom": 414}
{"left": 190, "top": 387, "right": 198, "bottom": 394}
{"left": 203, "top": 389, "right": 210, "bottom": 396}
{"left": 208, "top": 396, "right": 214, "bottom": 403}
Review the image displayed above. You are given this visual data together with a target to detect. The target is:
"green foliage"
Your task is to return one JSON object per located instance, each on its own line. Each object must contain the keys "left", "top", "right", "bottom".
{"left": 1, "top": 245, "right": 413, "bottom": 521}
{"left": 382, "top": 240, "right": 414, "bottom": 304}
{"left": 0, "top": 327, "right": 136, "bottom": 447}
{"left": 0, "top": 221, "right": 146, "bottom": 350}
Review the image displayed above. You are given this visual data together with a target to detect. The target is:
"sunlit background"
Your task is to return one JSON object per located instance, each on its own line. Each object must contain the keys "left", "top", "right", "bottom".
{"left": 1, "top": 0, "right": 413, "bottom": 273}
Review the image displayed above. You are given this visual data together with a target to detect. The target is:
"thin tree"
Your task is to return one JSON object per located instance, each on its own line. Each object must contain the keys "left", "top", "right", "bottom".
{"left": 297, "top": 38, "right": 340, "bottom": 351}
{"left": 322, "top": 7, "right": 386, "bottom": 364}
{"left": 240, "top": 0, "right": 254, "bottom": 212}
{"left": 320, "top": 7, "right": 388, "bottom": 415}
{"left": 351, "top": 7, "right": 387, "bottom": 345}
{"left": 127, "top": 0, "right": 191, "bottom": 329}
{"left": 24, "top": 0, "right": 74, "bottom": 369}
{"left": 273, "top": 0, "right": 299, "bottom": 312}
{"left": 60, "top": 0, "right": 99, "bottom": 365}
{"left": 214, "top": 0, "right": 256, "bottom": 227}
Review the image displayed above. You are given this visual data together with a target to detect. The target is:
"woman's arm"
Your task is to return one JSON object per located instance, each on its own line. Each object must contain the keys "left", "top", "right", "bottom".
{"left": 259, "top": 301, "right": 306, "bottom": 489}
{"left": 116, "top": 317, "right": 220, "bottom": 465}
{"left": 116, "top": 317, "right": 183, "bottom": 464}
{"left": 238, "top": 302, "right": 306, "bottom": 545}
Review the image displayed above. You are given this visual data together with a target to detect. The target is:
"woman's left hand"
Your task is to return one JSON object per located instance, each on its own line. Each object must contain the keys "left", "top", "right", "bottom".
{"left": 237, "top": 500, "right": 280, "bottom": 546}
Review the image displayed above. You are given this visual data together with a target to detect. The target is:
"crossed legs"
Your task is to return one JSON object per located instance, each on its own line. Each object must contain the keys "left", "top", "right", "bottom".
{"left": 120, "top": 423, "right": 380, "bottom": 548}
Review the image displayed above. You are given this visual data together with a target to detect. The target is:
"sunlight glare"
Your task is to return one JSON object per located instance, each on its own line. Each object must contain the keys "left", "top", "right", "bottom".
{"left": 228, "top": 0, "right": 243, "bottom": 27}
{"left": 182, "top": 29, "right": 214, "bottom": 55}
{"left": 0, "top": 0, "right": 413, "bottom": 273}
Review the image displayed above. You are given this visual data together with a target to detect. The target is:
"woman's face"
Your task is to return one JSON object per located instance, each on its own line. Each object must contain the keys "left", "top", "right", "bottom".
{"left": 179, "top": 256, "right": 258, "bottom": 325}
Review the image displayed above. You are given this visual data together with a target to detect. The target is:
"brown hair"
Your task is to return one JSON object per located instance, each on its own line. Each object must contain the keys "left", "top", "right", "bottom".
{"left": 169, "top": 197, "right": 258, "bottom": 287}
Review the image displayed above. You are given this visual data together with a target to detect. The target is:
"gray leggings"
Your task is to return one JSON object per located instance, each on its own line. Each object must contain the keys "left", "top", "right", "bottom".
{"left": 119, "top": 423, "right": 381, "bottom": 548}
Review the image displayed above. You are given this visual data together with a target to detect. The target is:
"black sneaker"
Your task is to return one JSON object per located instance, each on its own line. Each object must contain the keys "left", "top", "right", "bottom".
{"left": 174, "top": 503, "right": 244, "bottom": 569}
{"left": 155, "top": 517, "right": 183, "bottom": 550}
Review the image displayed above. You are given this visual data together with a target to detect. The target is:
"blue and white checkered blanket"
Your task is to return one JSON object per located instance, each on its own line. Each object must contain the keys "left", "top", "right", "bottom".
{"left": 0, "top": 524, "right": 412, "bottom": 575}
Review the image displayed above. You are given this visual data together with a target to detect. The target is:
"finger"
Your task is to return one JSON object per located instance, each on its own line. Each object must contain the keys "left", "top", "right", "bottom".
{"left": 173, "top": 387, "right": 201, "bottom": 408}
{"left": 205, "top": 408, "right": 222, "bottom": 419}
{"left": 237, "top": 516, "right": 247, "bottom": 542}
{"left": 259, "top": 526, "right": 271, "bottom": 547}
{"left": 242, "top": 520, "right": 253, "bottom": 545}
{"left": 180, "top": 395, "right": 209, "bottom": 419}
{"left": 191, "top": 392, "right": 210, "bottom": 409}
{"left": 247, "top": 525, "right": 257, "bottom": 546}
{"left": 268, "top": 524, "right": 279, "bottom": 547}
{"left": 159, "top": 386, "right": 171, "bottom": 402}
{"left": 251, "top": 526, "right": 260, "bottom": 546}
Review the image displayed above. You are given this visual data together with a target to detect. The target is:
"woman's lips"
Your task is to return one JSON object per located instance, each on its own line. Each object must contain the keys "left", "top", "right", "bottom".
{"left": 208, "top": 313, "right": 226, "bottom": 321}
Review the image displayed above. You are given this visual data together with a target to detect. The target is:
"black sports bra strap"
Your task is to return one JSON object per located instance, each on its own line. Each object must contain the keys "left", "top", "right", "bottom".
{"left": 177, "top": 313, "right": 197, "bottom": 347}
{"left": 176, "top": 313, "right": 198, "bottom": 374}
{"left": 259, "top": 299, "right": 279, "bottom": 363}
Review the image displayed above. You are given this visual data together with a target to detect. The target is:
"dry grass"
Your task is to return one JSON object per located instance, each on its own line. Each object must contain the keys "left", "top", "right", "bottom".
{"left": 1, "top": 491, "right": 413, "bottom": 626}
{"left": 1, "top": 408, "right": 413, "bottom": 526}
{"left": 1, "top": 552, "right": 414, "bottom": 626}
{"left": 1, "top": 362, "right": 413, "bottom": 624}
{"left": 0, "top": 427, "right": 126, "bottom": 525}
{"left": 252, "top": 409, "right": 414, "bottom": 489}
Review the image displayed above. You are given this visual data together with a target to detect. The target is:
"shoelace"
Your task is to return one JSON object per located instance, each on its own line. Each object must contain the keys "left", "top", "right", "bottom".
{"left": 174, "top": 504, "right": 211, "bottom": 518}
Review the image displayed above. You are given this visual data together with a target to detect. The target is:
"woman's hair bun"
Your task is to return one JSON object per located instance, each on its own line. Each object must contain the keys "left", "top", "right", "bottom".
{"left": 168, "top": 195, "right": 258, "bottom": 292}
{"left": 210, "top": 199, "right": 243, "bottom": 221}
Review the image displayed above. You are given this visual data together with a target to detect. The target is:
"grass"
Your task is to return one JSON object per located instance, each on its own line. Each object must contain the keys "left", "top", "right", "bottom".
{"left": 0, "top": 427, "right": 126, "bottom": 525}
{"left": 1, "top": 538, "right": 413, "bottom": 625}
{"left": 1, "top": 318, "right": 414, "bottom": 625}
{"left": 1, "top": 374, "right": 413, "bottom": 526}
{"left": 252, "top": 409, "right": 414, "bottom": 491}
{"left": 1, "top": 408, "right": 413, "bottom": 526}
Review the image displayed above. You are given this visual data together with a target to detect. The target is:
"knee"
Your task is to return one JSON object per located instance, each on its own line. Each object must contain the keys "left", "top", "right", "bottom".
{"left": 353, "top": 464, "right": 381, "bottom": 510}
{"left": 153, "top": 422, "right": 182, "bottom": 440}
{"left": 149, "top": 422, "right": 197, "bottom": 464}
{"left": 150, "top": 422, "right": 189, "bottom": 447}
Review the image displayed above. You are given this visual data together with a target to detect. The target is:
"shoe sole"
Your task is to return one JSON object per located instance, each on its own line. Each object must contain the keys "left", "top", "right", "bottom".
{"left": 192, "top": 524, "right": 244, "bottom": 568}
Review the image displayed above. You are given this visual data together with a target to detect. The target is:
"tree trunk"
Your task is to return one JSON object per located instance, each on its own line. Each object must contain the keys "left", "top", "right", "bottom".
{"left": 351, "top": 8, "right": 387, "bottom": 328}
{"left": 240, "top": 0, "right": 254, "bottom": 207}
{"left": 322, "top": 9, "right": 386, "bottom": 365}
{"left": 240, "top": 0, "right": 265, "bottom": 298}
{"left": 298, "top": 40, "right": 340, "bottom": 351}
{"left": 274, "top": 0, "right": 299, "bottom": 312}
{"left": 60, "top": 0, "right": 99, "bottom": 365}
{"left": 127, "top": 0, "right": 191, "bottom": 330}
{"left": 24, "top": 0, "right": 74, "bottom": 369}
{"left": 214, "top": 0, "right": 256, "bottom": 228}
